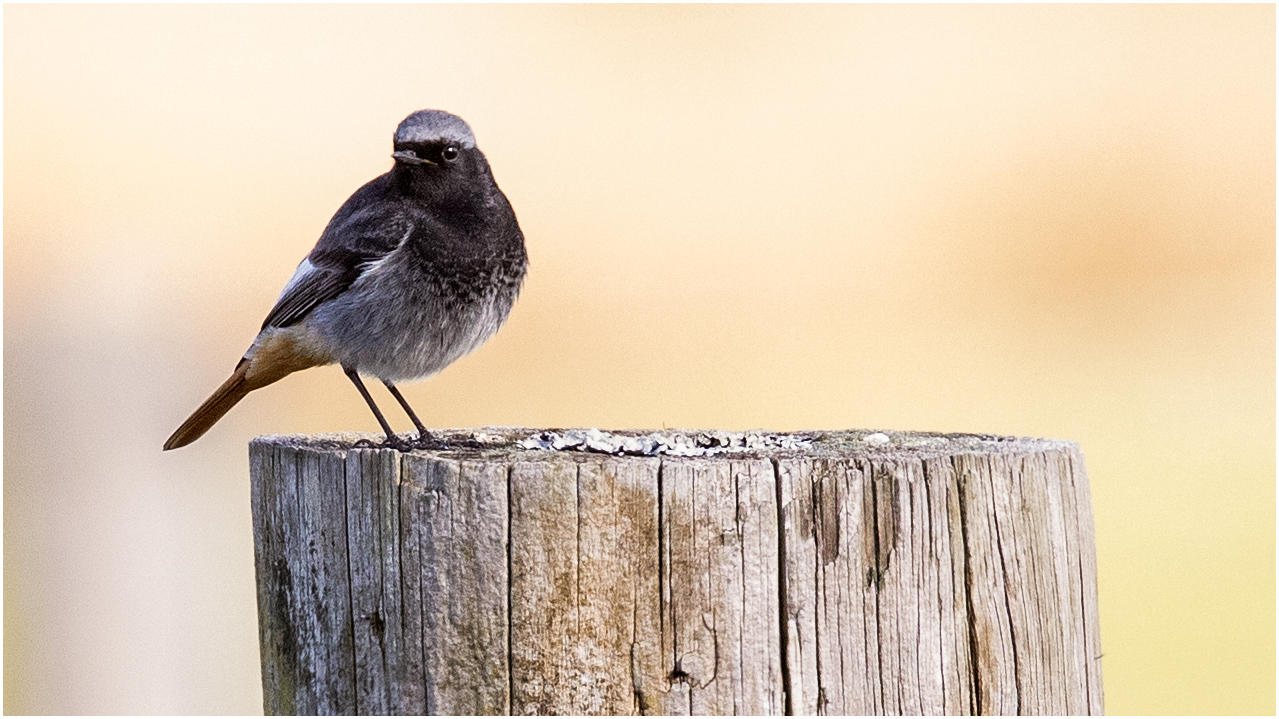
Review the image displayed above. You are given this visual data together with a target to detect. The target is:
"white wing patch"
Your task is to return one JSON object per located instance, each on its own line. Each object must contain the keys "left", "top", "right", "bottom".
{"left": 277, "top": 258, "right": 319, "bottom": 302}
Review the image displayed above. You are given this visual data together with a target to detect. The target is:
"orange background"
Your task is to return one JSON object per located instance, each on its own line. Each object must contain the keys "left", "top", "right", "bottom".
{"left": 5, "top": 5, "right": 1274, "bottom": 714}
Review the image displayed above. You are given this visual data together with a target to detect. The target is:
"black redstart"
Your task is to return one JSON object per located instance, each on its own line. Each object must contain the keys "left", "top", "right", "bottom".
{"left": 164, "top": 110, "right": 527, "bottom": 450}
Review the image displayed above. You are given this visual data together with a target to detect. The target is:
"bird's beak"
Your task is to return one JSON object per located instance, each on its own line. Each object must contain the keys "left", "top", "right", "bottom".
{"left": 392, "top": 150, "right": 434, "bottom": 165}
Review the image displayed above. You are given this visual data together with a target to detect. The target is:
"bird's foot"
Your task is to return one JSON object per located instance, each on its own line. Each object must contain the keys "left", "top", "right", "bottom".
{"left": 351, "top": 434, "right": 415, "bottom": 452}
{"left": 382, "top": 434, "right": 416, "bottom": 452}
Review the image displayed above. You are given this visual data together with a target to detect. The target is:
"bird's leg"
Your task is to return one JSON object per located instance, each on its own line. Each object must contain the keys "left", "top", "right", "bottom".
{"left": 382, "top": 380, "right": 434, "bottom": 447}
{"left": 343, "top": 366, "right": 408, "bottom": 450}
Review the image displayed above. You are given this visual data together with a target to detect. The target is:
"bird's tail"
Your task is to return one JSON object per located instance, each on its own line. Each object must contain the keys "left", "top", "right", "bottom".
{"left": 164, "top": 328, "right": 331, "bottom": 450}
{"left": 164, "top": 361, "right": 256, "bottom": 450}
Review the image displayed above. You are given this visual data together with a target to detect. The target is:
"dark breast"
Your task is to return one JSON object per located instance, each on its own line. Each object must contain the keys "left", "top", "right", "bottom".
{"left": 407, "top": 190, "right": 528, "bottom": 309}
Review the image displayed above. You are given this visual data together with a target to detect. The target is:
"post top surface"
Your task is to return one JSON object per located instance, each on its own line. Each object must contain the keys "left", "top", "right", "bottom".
{"left": 251, "top": 427, "right": 1080, "bottom": 461}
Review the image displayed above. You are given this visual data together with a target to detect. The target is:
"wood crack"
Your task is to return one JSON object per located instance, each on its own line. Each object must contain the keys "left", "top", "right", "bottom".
{"left": 954, "top": 459, "right": 984, "bottom": 716}
{"left": 991, "top": 501, "right": 1023, "bottom": 714}
{"left": 771, "top": 457, "right": 794, "bottom": 716}
{"left": 735, "top": 464, "right": 748, "bottom": 713}
{"left": 505, "top": 463, "right": 514, "bottom": 715}
{"left": 811, "top": 469, "right": 827, "bottom": 714}
{"left": 869, "top": 461, "right": 888, "bottom": 712}
{"left": 338, "top": 452, "right": 360, "bottom": 714}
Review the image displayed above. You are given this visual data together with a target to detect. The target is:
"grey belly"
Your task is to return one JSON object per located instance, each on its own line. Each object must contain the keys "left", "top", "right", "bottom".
{"left": 304, "top": 272, "right": 514, "bottom": 383}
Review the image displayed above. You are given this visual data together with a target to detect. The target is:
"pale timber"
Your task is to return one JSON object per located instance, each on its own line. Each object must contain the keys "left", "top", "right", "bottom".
{"left": 250, "top": 429, "right": 1103, "bottom": 715}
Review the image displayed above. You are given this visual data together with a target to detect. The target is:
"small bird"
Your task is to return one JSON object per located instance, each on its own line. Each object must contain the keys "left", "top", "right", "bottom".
{"left": 164, "top": 110, "right": 527, "bottom": 450}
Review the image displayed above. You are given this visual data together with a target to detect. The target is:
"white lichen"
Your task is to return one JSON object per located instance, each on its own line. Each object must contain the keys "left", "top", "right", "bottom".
{"left": 518, "top": 428, "right": 814, "bottom": 457}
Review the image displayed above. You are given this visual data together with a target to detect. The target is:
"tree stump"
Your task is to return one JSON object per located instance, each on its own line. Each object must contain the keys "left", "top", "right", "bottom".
{"left": 250, "top": 428, "right": 1103, "bottom": 715}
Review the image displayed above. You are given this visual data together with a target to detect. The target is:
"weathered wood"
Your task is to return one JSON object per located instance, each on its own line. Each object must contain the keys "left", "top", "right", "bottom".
{"left": 661, "top": 459, "right": 783, "bottom": 714}
{"left": 509, "top": 456, "right": 665, "bottom": 714}
{"left": 252, "top": 444, "right": 356, "bottom": 715}
{"left": 405, "top": 455, "right": 511, "bottom": 713}
{"left": 250, "top": 429, "right": 1103, "bottom": 715}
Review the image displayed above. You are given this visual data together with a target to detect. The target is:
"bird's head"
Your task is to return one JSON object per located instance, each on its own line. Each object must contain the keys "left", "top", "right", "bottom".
{"left": 391, "top": 109, "right": 477, "bottom": 169}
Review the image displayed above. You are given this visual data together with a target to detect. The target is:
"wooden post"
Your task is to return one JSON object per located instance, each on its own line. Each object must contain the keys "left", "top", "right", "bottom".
{"left": 250, "top": 429, "right": 1103, "bottom": 715}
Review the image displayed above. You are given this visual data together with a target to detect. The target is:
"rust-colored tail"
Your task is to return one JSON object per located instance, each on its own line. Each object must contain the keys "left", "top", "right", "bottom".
{"left": 164, "top": 361, "right": 255, "bottom": 450}
{"left": 165, "top": 328, "right": 331, "bottom": 450}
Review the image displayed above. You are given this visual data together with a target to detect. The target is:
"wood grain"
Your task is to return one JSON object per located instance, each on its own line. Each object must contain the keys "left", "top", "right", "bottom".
{"left": 250, "top": 429, "right": 1103, "bottom": 715}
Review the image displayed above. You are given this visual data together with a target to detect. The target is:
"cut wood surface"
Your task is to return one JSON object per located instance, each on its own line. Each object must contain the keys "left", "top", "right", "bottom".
{"left": 250, "top": 429, "right": 1103, "bottom": 715}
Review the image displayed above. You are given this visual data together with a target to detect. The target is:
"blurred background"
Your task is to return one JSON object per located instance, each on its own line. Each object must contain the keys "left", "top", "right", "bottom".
{"left": 4, "top": 5, "right": 1273, "bottom": 714}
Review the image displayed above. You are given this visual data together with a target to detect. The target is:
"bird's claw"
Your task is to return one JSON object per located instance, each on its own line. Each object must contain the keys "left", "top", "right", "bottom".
{"left": 411, "top": 431, "right": 438, "bottom": 450}
{"left": 382, "top": 435, "right": 416, "bottom": 452}
{"left": 352, "top": 432, "right": 482, "bottom": 452}
{"left": 351, "top": 435, "right": 415, "bottom": 452}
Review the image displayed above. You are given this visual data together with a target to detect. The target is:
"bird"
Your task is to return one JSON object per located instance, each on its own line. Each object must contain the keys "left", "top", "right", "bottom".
{"left": 164, "top": 109, "right": 527, "bottom": 451}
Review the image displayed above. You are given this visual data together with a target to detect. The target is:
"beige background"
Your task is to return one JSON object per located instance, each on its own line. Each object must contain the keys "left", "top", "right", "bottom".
{"left": 4, "top": 5, "right": 1273, "bottom": 715}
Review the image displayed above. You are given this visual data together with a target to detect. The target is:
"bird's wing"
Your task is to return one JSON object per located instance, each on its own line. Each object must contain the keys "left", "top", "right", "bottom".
{"left": 259, "top": 258, "right": 356, "bottom": 330}
{"left": 260, "top": 196, "right": 413, "bottom": 330}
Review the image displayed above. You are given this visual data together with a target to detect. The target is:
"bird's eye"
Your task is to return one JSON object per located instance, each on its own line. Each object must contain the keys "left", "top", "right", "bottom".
{"left": 441, "top": 146, "right": 460, "bottom": 163}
